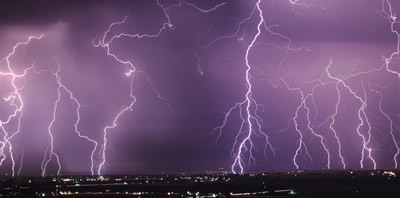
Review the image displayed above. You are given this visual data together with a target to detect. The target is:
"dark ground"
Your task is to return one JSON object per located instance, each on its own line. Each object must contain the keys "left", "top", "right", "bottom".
{"left": 0, "top": 170, "right": 399, "bottom": 197}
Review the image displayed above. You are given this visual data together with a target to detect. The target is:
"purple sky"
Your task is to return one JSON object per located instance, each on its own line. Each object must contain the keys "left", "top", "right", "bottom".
{"left": 0, "top": 0, "right": 400, "bottom": 176}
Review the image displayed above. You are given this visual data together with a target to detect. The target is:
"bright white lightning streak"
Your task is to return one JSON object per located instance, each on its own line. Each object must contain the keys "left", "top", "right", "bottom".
{"left": 329, "top": 83, "right": 346, "bottom": 169}
{"left": 97, "top": 80, "right": 135, "bottom": 175}
{"left": 66, "top": 90, "right": 99, "bottom": 176}
{"left": 360, "top": 83, "right": 376, "bottom": 169}
{"left": 281, "top": 80, "right": 331, "bottom": 169}
{"left": 42, "top": 57, "right": 101, "bottom": 176}
{"left": 373, "top": 0, "right": 400, "bottom": 169}
{"left": 94, "top": 1, "right": 173, "bottom": 175}
{"left": 54, "top": 58, "right": 99, "bottom": 176}
{"left": 211, "top": 0, "right": 317, "bottom": 173}
{"left": 370, "top": 87, "right": 399, "bottom": 168}
{"left": 287, "top": 86, "right": 311, "bottom": 170}
{"left": 326, "top": 59, "right": 377, "bottom": 170}
{"left": 292, "top": 106, "right": 314, "bottom": 168}
{"left": 41, "top": 58, "right": 63, "bottom": 177}
{"left": 229, "top": 0, "right": 275, "bottom": 174}
{"left": 0, "top": 35, "right": 43, "bottom": 177}
{"left": 380, "top": 0, "right": 400, "bottom": 78}
{"left": 303, "top": 92, "right": 331, "bottom": 169}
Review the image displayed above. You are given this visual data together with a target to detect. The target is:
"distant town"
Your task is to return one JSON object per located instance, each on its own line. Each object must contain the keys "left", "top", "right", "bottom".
{"left": 0, "top": 170, "right": 398, "bottom": 197}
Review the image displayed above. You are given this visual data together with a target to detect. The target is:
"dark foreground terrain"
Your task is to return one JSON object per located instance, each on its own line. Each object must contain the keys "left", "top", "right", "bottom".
{"left": 0, "top": 170, "right": 398, "bottom": 197}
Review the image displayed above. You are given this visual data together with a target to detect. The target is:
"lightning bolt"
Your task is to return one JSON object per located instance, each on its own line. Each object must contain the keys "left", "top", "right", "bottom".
{"left": 210, "top": 0, "right": 276, "bottom": 174}
{"left": 281, "top": 78, "right": 335, "bottom": 169}
{"left": 0, "top": 35, "right": 43, "bottom": 177}
{"left": 380, "top": 0, "right": 400, "bottom": 78}
{"left": 370, "top": 86, "right": 400, "bottom": 168}
{"left": 374, "top": 0, "right": 400, "bottom": 169}
{"left": 326, "top": 59, "right": 377, "bottom": 170}
{"left": 280, "top": 79, "right": 312, "bottom": 170}
{"left": 93, "top": 1, "right": 174, "bottom": 175}
{"left": 379, "top": 0, "right": 400, "bottom": 167}
{"left": 231, "top": 0, "right": 278, "bottom": 174}
{"left": 208, "top": 0, "right": 335, "bottom": 173}
{"left": 53, "top": 57, "right": 99, "bottom": 176}
{"left": 96, "top": 77, "right": 135, "bottom": 176}
{"left": 41, "top": 58, "right": 64, "bottom": 177}
{"left": 329, "top": 83, "right": 346, "bottom": 169}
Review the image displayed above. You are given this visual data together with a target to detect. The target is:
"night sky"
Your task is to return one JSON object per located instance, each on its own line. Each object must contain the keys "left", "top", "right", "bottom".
{"left": 0, "top": 0, "right": 400, "bottom": 176}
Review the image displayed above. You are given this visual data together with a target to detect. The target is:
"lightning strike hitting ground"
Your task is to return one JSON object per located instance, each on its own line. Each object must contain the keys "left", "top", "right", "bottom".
{"left": 326, "top": 60, "right": 377, "bottom": 170}
{"left": 208, "top": 0, "right": 337, "bottom": 172}
{"left": 370, "top": 87, "right": 400, "bottom": 168}
{"left": 0, "top": 35, "right": 43, "bottom": 177}
{"left": 41, "top": 58, "right": 63, "bottom": 177}
{"left": 329, "top": 83, "right": 346, "bottom": 169}
{"left": 280, "top": 79, "right": 332, "bottom": 169}
{"left": 93, "top": 1, "right": 174, "bottom": 175}
{"left": 211, "top": 0, "right": 276, "bottom": 174}
{"left": 92, "top": 0, "right": 231, "bottom": 175}
{"left": 41, "top": 58, "right": 99, "bottom": 176}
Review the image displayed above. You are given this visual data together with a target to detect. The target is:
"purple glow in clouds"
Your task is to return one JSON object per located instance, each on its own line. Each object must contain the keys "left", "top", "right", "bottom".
{"left": 0, "top": 0, "right": 399, "bottom": 176}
